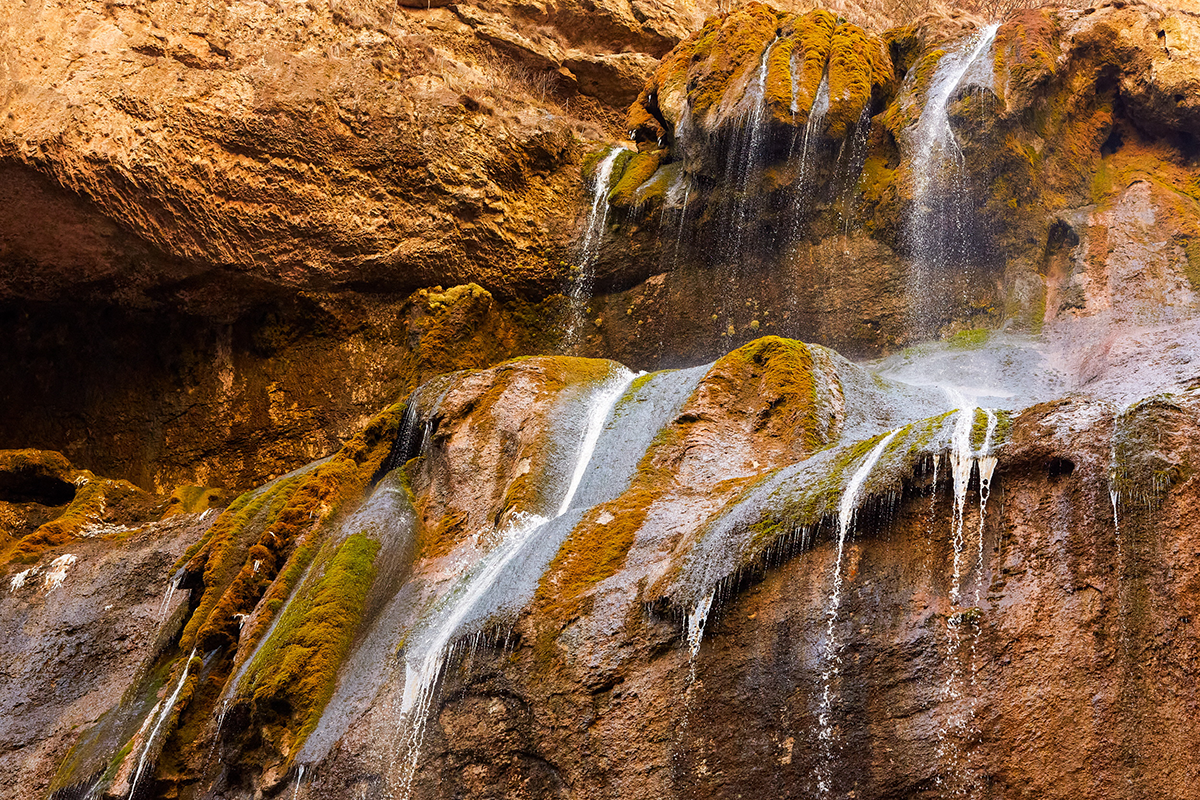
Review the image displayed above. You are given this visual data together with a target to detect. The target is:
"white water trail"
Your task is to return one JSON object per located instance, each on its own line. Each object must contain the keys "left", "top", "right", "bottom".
{"left": 393, "top": 370, "right": 634, "bottom": 798}
{"left": 566, "top": 148, "right": 624, "bottom": 348}
{"left": 974, "top": 409, "right": 998, "bottom": 606}
{"left": 128, "top": 649, "right": 195, "bottom": 800}
{"left": 946, "top": 391, "right": 977, "bottom": 605}
{"left": 686, "top": 591, "right": 715, "bottom": 664}
{"left": 796, "top": 73, "right": 829, "bottom": 189}
{"left": 205, "top": 698, "right": 231, "bottom": 768}
{"left": 729, "top": 38, "right": 778, "bottom": 261}
{"left": 291, "top": 764, "right": 305, "bottom": 800}
{"left": 156, "top": 573, "right": 179, "bottom": 622}
{"left": 910, "top": 25, "right": 999, "bottom": 200}
{"left": 816, "top": 429, "right": 899, "bottom": 797}
{"left": 906, "top": 23, "right": 999, "bottom": 331}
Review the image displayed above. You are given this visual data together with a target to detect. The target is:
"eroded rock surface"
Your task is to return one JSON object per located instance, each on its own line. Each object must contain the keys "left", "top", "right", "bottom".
{"left": 575, "top": 0, "right": 1200, "bottom": 363}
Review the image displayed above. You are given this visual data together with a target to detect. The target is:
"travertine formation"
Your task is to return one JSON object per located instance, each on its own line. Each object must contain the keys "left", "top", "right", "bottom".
{"left": 1, "top": 2, "right": 1200, "bottom": 799}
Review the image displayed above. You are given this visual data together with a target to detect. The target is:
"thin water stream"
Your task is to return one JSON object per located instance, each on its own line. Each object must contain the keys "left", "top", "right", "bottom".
{"left": 391, "top": 368, "right": 635, "bottom": 798}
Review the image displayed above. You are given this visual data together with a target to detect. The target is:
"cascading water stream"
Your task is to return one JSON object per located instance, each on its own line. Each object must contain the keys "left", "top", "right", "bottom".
{"left": 714, "top": 36, "right": 778, "bottom": 311}
{"left": 392, "top": 369, "right": 635, "bottom": 799}
{"left": 974, "top": 409, "right": 998, "bottom": 606}
{"left": 794, "top": 72, "right": 829, "bottom": 203}
{"left": 156, "top": 570, "right": 181, "bottom": 622}
{"left": 905, "top": 23, "right": 999, "bottom": 333}
{"left": 127, "top": 649, "right": 196, "bottom": 800}
{"left": 566, "top": 148, "right": 624, "bottom": 349}
{"left": 946, "top": 391, "right": 978, "bottom": 605}
{"left": 816, "top": 429, "right": 899, "bottom": 797}
{"left": 291, "top": 764, "right": 305, "bottom": 800}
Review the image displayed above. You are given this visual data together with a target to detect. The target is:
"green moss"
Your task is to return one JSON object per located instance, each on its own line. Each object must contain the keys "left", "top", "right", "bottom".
{"left": 968, "top": 407, "right": 1013, "bottom": 452}
{"left": 948, "top": 328, "right": 989, "bottom": 349}
{"left": 181, "top": 402, "right": 404, "bottom": 656}
{"left": 826, "top": 22, "right": 891, "bottom": 138}
{"left": 883, "top": 48, "right": 944, "bottom": 135}
{"left": 534, "top": 426, "right": 680, "bottom": 648}
{"left": 243, "top": 532, "right": 381, "bottom": 752}
{"left": 684, "top": 3, "right": 782, "bottom": 119}
{"left": 713, "top": 336, "right": 826, "bottom": 452}
{"left": 607, "top": 151, "right": 663, "bottom": 209}
{"left": 883, "top": 25, "right": 921, "bottom": 80}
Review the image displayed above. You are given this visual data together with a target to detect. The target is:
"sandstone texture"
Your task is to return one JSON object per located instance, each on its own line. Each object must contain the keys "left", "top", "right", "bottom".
{"left": 2, "top": 2, "right": 1200, "bottom": 799}
{"left": 0, "top": 0, "right": 706, "bottom": 490}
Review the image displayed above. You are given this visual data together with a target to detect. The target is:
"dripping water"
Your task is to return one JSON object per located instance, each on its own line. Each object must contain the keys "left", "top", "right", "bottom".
{"left": 392, "top": 370, "right": 635, "bottom": 799}
{"left": 946, "top": 391, "right": 978, "bottom": 606}
{"left": 127, "top": 649, "right": 196, "bottom": 800}
{"left": 816, "top": 429, "right": 899, "bottom": 797}
{"left": 793, "top": 71, "right": 830, "bottom": 226}
{"left": 291, "top": 764, "right": 305, "bottom": 800}
{"left": 905, "top": 23, "right": 1000, "bottom": 336}
{"left": 728, "top": 38, "right": 779, "bottom": 262}
{"left": 974, "top": 409, "right": 998, "bottom": 607}
{"left": 566, "top": 148, "right": 625, "bottom": 349}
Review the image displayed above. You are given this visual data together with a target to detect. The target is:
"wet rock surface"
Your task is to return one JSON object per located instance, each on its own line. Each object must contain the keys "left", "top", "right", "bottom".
{"left": 0, "top": 513, "right": 207, "bottom": 800}
{"left": 2, "top": 1, "right": 1200, "bottom": 799}
{"left": 576, "top": 0, "right": 1200, "bottom": 367}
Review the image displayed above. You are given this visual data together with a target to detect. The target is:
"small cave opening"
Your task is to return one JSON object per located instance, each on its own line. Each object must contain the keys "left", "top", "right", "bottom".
{"left": 0, "top": 469, "right": 76, "bottom": 506}
{"left": 1101, "top": 125, "right": 1124, "bottom": 157}
{"left": 1047, "top": 457, "right": 1076, "bottom": 479}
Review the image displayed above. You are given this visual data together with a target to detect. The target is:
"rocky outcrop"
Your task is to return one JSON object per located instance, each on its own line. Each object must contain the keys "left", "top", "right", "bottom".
{"left": 2, "top": 3, "right": 1200, "bottom": 798}
{"left": 0, "top": 0, "right": 709, "bottom": 489}
{"left": 1, "top": 319, "right": 1191, "bottom": 799}
{"left": 0, "top": 511, "right": 207, "bottom": 800}
{"left": 576, "top": 0, "right": 1200, "bottom": 362}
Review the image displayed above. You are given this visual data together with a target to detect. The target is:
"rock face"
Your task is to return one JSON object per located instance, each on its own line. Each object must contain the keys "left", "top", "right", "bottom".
{"left": 2, "top": 2, "right": 1200, "bottom": 800}
{"left": 574, "top": 0, "right": 1200, "bottom": 362}
{"left": 1, "top": 321, "right": 1194, "bottom": 799}
{"left": 0, "top": 511, "right": 207, "bottom": 800}
{"left": 0, "top": 0, "right": 707, "bottom": 489}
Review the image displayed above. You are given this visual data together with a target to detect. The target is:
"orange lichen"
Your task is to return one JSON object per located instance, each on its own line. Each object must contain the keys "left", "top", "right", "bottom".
{"left": 4, "top": 470, "right": 149, "bottom": 566}
{"left": 826, "top": 22, "right": 893, "bottom": 138}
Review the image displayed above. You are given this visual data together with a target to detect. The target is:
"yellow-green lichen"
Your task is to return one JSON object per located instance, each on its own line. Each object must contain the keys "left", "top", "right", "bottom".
{"left": 607, "top": 150, "right": 664, "bottom": 209}
{"left": 788, "top": 9, "right": 839, "bottom": 125}
{"left": 243, "top": 532, "right": 381, "bottom": 751}
{"left": 713, "top": 336, "right": 827, "bottom": 452}
{"left": 826, "top": 22, "right": 892, "bottom": 138}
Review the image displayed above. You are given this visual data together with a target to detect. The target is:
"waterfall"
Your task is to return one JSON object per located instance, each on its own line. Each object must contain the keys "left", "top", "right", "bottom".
{"left": 905, "top": 23, "right": 1000, "bottom": 334}
{"left": 566, "top": 148, "right": 624, "bottom": 349}
{"left": 127, "top": 650, "right": 196, "bottom": 800}
{"left": 392, "top": 368, "right": 635, "bottom": 799}
{"left": 974, "top": 409, "right": 998, "bottom": 605}
{"left": 715, "top": 37, "right": 778, "bottom": 320}
{"left": 686, "top": 591, "right": 714, "bottom": 662}
{"left": 795, "top": 73, "right": 829, "bottom": 199}
{"left": 291, "top": 764, "right": 305, "bottom": 800}
{"left": 157, "top": 568, "right": 184, "bottom": 622}
{"left": 944, "top": 389, "right": 983, "bottom": 605}
{"left": 816, "top": 429, "right": 899, "bottom": 797}
{"left": 837, "top": 109, "right": 872, "bottom": 245}
{"left": 731, "top": 39, "right": 778, "bottom": 250}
